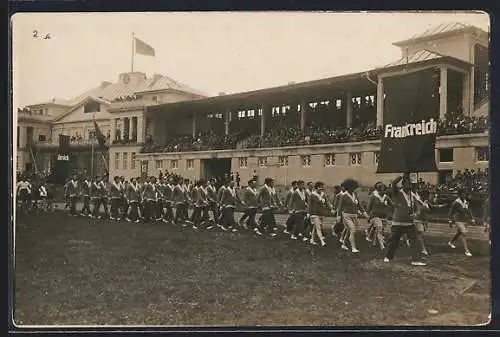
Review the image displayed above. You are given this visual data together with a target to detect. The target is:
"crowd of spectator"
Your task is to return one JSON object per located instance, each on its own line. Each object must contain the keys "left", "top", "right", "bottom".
{"left": 141, "top": 131, "right": 243, "bottom": 153}
{"left": 140, "top": 113, "right": 488, "bottom": 154}
{"left": 437, "top": 111, "right": 489, "bottom": 135}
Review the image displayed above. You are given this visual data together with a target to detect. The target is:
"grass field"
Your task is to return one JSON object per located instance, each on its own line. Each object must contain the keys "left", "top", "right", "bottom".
{"left": 14, "top": 212, "right": 490, "bottom": 326}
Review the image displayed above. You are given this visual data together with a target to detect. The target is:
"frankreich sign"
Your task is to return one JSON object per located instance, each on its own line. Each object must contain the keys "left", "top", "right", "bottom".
{"left": 377, "top": 68, "right": 439, "bottom": 174}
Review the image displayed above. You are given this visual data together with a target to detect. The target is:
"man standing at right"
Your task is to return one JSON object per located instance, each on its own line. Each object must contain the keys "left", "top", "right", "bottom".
{"left": 384, "top": 173, "right": 426, "bottom": 266}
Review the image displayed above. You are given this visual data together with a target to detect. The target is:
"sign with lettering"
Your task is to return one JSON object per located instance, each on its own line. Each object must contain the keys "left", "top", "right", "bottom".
{"left": 377, "top": 68, "right": 439, "bottom": 173}
{"left": 57, "top": 154, "right": 70, "bottom": 161}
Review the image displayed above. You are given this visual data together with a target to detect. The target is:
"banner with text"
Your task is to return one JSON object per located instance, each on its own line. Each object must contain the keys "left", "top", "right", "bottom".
{"left": 376, "top": 68, "right": 439, "bottom": 173}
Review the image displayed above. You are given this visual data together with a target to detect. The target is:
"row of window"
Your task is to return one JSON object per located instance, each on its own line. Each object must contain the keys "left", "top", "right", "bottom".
{"left": 237, "top": 147, "right": 489, "bottom": 169}
{"left": 111, "top": 147, "right": 488, "bottom": 172}
{"left": 239, "top": 152, "right": 366, "bottom": 168}
{"left": 154, "top": 159, "right": 194, "bottom": 170}
{"left": 438, "top": 147, "right": 489, "bottom": 163}
{"left": 114, "top": 152, "right": 136, "bottom": 170}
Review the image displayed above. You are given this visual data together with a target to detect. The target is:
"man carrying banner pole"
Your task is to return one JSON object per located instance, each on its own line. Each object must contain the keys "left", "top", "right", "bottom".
{"left": 383, "top": 173, "right": 426, "bottom": 266}
{"left": 376, "top": 68, "right": 441, "bottom": 266}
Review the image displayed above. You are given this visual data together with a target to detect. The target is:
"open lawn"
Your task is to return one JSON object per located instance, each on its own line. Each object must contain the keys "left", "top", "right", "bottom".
{"left": 14, "top": 212, "right": 490, "bottom": 326}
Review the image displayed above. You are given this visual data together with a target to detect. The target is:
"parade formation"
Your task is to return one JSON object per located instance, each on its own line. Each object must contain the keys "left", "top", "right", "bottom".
{"left": 16, "top": 170, "right": 490, "bottom": 266}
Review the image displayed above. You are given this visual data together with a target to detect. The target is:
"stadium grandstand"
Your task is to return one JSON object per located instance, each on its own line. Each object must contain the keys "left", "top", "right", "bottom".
{"left": 17, "top": 22, "right": 489, "bottom": 190}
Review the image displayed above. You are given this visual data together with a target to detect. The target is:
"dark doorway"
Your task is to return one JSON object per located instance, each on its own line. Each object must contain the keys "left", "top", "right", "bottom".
{"left": 438, "top": 169, "right": 453, "bottom": 185}
{"left": 203, "top": 158, "right": 231, "bottom": 187}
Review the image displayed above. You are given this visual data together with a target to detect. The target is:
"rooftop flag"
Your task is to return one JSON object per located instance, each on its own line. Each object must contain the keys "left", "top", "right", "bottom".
{"left": 134, "top": 37, "right": 155, "bottom": 57}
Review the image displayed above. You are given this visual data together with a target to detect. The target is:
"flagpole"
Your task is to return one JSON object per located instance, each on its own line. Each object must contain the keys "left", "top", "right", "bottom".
{"left": 91, "top": 111, "right": 95, "bottom": 178}
{"left": 131, "top": 32, "right": 135, "bottom": 72}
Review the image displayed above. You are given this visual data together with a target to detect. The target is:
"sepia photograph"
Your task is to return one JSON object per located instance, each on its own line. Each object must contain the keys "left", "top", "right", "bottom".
{"left": 11, "top": 11, "right": 491, "bottom": 327}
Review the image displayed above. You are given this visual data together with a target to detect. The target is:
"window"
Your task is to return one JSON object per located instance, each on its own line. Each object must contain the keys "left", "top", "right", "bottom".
{"left": 301, "top": 155, "right": 311, "bottom": 167}
{"left": 247, "top": 110, "right": 255, "bottom": 117}
{"left": 324, "top": 154, "right": 336, "bottom": 167}
{"left": 258, "top": 156, "right": 268, "bottom": 167}
{"left": 476, "top": 147, "right": 489, "bottom": 162}
{"left": 88, "top": 130, "right": 95, "bottom": 140}
{"left": 238, "top": 111, "right": 246, "bottom": 118}
{"left": 374, "top": 151, "right": 380, "bottom": 165}
{"left": 350, "top": 152, "right": 362, "bottom": 166}
{"left": 83, "top": 101, "right": 100, "bottom": 113}
{"left": 336, "top": 99, "right": 342, "bottom": 109}
{"left": 171, "top": 159, "right": 178, "bottom": 169}
{"left": 278, "top": 156, "right": 289, "bottom": 167}
{"left": 156, "top": 160, "right": 163, "bottom": 169}
{"left": 239, "top": 157, "right": 248, "bottom": 168}
{"left": 186, "top": 159, "right": 194, "bottom": 169}
{"left": 114, "top": 153, "right": 120, "bottom": 169}
{"left": 123, "top": 153, "right": 128, "bottom": 170}
{"left": 152, "top": 95, "right": 158, "bottom": 102}
{"left": 439, "top": 148, "right": 454, "bottom": 163}
{"left": 38, "top": 135, "right": 46, "bottom": 142}
{"left": 131, "top": 152, "right": 136, "bottom": 169}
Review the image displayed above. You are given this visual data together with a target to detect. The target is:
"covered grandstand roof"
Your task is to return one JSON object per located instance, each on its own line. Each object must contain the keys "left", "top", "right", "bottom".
{"left": 148, "top": 51, "right": 471, "bottom": 114}
{"left": 392, "top": 22, "right": 488, "bottom": 47}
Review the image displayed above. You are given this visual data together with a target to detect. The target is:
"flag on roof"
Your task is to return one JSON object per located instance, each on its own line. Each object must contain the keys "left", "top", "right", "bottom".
{"left": 93, "top": 120, "right": 106, "bottom": 149}
{"left": 135, "top": 37, "right": 155, "bottom": 56}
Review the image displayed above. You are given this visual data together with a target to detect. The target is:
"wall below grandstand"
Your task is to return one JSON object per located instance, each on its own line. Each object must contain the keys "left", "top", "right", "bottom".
{"left": 124, "top": 133, "right": 488, "bottom": 187}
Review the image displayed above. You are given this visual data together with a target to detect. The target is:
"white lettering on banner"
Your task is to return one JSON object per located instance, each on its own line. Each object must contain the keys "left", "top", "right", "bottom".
{"left": 384, "top": 119, "right": 437, "bottom": 139}
{"left": 57, "top": 154, "right": 69, "bottom": 161}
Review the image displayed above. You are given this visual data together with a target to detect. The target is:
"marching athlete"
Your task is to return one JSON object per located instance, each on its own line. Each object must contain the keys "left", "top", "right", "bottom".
{"left": 289, "top": 180, "right": 308, "bottom": 241}
{"left": 366, "top": 182, "right": 390, "bottom": 250}
{"left": 331, "top": 185, "right": 345, "bottom": 237}
{"left": 173, "top": 177, "right": 188, "bottom": 226}
{"left": 239, "top": 179, "right": 259, "bottom": 231}
{"left": 80, "top": 176, "right": 92, "bottom": 217}
{"left": 447, "top": 188, "right": 475, "bottom": 257}
{"left": 109, "top": 176, "right": 122, "bottom": 220}
{"left": 16, "top": 178, "right": 32, "bottom": 213}
{"left": 126, "top": 177, "right": 141, "bottom": 222}
{"left": 257, "top": 177, "right": 281, "bottom": 237}
{"left": 283, "top": 181, "right": 298, "bottom": 234}
{"left": 336, "top": 178, "right": 369, "bottom": 253}
{"left": 412, "top": 190, "right": 447, "bottom": 256}
{"left": 206, "top": 178, "right": 219, "bottom": 229}
{"left": 67, "top": 175, "right": 79, "bottom": 216}
{"left": 219, "top": 180, "right": 239, "bottom": 232}
{"left": 307, "top": 181, "right": 328, "bottom": 247}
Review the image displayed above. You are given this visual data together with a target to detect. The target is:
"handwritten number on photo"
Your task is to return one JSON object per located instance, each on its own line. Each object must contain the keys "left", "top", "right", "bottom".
{"left": 33, "top": 31, "right": 51, "bottom": 39}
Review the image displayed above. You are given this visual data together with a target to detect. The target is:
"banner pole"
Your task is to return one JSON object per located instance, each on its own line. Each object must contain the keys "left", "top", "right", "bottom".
{"left": 91, "top": 112, "right": 95, "bottom": 178}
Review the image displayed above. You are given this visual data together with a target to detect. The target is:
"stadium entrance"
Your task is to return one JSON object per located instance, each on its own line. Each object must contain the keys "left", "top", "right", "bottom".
{"left": 203, "top": 158, "right": 231, "bottom": 184}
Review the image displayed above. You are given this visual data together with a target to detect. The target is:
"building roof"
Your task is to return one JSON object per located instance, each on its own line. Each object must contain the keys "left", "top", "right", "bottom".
{"left": 393, "top": 22, "right": 488, "bottom": 47}
{"left": 383, "top": 49, "right": 444, "bottom": 68}
{"left": 65, "top": 73, "right": 206, "bottom": 107}
{"left": 27, "top": 98, "right": 71, "bottom": 107}
{"left": 135, "top": 74, "right": 207, "bottom": 97}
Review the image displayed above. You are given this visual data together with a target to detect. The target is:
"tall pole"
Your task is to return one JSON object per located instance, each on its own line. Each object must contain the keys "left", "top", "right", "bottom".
{"left": 131, "top": 32, "right": 135, "bottom": 72}
{"left": 91, "top": 111, "right": 95, "bottom": 178}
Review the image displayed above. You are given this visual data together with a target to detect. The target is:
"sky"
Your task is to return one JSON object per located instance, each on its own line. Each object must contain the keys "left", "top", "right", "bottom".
{"left": 12, "top": 11, "right": 489, "bottom": 108}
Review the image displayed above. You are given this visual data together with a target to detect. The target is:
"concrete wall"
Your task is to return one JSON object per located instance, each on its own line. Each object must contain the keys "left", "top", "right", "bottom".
{"left": 131, "top": 133, "right": 488, "bottom": 187}
{"left": 108, "top": 145, "right": 142, "bottom": 179}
